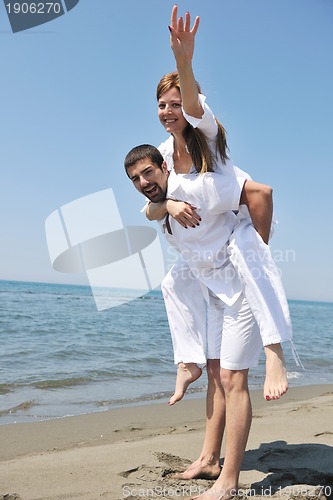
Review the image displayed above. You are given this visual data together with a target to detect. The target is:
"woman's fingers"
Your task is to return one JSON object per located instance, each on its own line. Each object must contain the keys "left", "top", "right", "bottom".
{"left": 184, "top": 11, "right": 191, "bottom": 32}
{"left": 176, "top": 210, "right": 201, "bottom": 228}
{"left": 171, "top": 4, "right": 199, "bottom": 35}
{"left": 177, "top": 16, "right": 184, "bottom": 32}
{"left": 191, "top": 15, "right": 200, "bottom": 36}
{"left": 167, "top": 201, "right": 201, "bottom": 228}
{"left": 171, "top": 4, "right": 177, "bottom": 28}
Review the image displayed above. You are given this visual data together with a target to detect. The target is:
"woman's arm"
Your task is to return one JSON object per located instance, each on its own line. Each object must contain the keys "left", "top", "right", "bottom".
{"left": 145, "top": 201, "right": 168, "bottom": 221}
{"left": 146, "top": 199, "right": 201, "bottom": 228}
{"left": 169, "top": 5, "right": 202, "bottom": 119}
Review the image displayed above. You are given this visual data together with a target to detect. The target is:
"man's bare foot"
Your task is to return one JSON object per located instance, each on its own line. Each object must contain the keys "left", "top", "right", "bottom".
{"left": 191, "top": 485, "right": 237, "bottom": 499}
{"left": 172, "top": 456, "right": 221, "bottom": 480}
{"left": 168, "top": 362, "right": 202, "bottom": 405}
{"left": 264, "top": 344, "right": 288, "bottom": 401}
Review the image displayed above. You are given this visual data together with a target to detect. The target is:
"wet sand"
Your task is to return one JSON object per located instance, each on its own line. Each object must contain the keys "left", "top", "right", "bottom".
{"left": 1, "top": 384, "right": 333, "bottom": 499}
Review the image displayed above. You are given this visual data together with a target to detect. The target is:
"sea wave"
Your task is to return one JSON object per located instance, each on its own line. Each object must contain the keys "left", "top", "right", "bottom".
{"left": 286, "top": 371, "right": 303, "bottom": 380}
{"left": 0, "top": 400, "right": 35, "bottom": 416}
{"left": 32, "top": 377, "right": 93, "bottom": 390}
{"left": 1, "top": 281, "right": 333, "bottom": 424}
{"left": 96, "top": 384, "right": 208, "bottom": 408}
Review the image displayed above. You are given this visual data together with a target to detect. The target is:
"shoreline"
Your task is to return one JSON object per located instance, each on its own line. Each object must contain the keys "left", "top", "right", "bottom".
{"left": 0, "top": 383, "right": 329, "bottom": 439}
{"left": 0, "top": 372, "right": 327, "bottom": 427}
{"left": 1, "top": 384, "right": 333, "bottom": 499}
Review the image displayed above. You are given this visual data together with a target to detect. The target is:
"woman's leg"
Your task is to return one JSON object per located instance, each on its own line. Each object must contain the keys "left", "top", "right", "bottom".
{"left": 161, "top": 264, "right": 207, "bottom": 404}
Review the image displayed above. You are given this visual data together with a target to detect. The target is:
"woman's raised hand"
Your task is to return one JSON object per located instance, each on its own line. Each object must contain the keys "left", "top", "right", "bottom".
{"left": 169, "top": 4, "right": 200, "bottom": 67}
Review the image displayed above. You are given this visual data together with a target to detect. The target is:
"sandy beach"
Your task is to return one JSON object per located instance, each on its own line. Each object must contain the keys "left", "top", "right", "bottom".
{"left": 1, "top": 384, "right": 333, "bottom": 500}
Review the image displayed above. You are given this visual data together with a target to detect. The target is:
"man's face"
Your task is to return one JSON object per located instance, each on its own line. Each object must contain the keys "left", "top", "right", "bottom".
{"left": 127, "top": 158, "right": 169, "bottom": 203}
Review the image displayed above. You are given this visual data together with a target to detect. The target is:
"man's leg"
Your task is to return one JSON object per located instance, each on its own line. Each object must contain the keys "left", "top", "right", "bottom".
{"left": 172, "top": 283, "right": 227, "bottom": 478}
{"left": 191, "top": 368, "right": 252, "bottom": 499}
{"left": 191, "top": 295, "right": 262, "bottom": 499}
{"left": 173, "top": 359, "right": 225, "bottom": 480}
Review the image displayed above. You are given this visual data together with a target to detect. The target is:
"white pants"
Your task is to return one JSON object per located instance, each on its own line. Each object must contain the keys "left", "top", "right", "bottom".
{"left": 161, "top": 263, "right": 207, "bottom": 365}
{"left": 161, "top": 263, "right": 262, "bottom": 370}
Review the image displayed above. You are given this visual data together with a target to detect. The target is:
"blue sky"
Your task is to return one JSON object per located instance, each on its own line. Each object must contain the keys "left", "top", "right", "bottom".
{"left": 0, "top": 0, "right": 332, "bottom": 302}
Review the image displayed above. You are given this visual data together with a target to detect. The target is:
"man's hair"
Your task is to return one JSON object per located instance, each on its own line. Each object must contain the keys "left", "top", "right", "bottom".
{"left": 124, "top": 144, "right": 164, "bottom": 175}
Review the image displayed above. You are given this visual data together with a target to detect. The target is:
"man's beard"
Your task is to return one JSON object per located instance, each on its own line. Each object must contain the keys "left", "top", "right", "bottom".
{"left": 143, "top": 184, "right": 167, "bottom": 203}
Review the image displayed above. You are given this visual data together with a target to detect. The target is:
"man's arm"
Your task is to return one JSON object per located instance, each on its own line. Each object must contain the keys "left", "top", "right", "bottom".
{"left": 240, "top": 180, "right": 273, "bottom": 244}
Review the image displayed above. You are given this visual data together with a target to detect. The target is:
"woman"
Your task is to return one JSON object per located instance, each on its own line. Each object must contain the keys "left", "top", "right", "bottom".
{"left": 147, "top": 4, "right": 289, "bottom": 403}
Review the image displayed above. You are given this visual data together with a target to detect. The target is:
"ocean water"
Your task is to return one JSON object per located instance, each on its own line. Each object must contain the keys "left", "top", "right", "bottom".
{"left": 0, "top": 280, "right": 332, "bottom": 425}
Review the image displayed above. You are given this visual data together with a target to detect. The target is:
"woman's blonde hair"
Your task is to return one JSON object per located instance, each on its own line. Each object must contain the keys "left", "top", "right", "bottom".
{"left": 157, "top": 72, "right": 229, "bottom": 173}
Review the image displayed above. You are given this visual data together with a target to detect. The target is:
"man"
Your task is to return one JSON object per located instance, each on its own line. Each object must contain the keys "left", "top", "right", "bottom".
{"left": 124, "top": 144, "right": 292, "bottom": 498}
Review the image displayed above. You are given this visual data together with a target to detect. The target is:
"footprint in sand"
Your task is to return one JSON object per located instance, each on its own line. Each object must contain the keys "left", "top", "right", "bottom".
{"left": 0, "top": 495, "right": 21, "bottom": 500}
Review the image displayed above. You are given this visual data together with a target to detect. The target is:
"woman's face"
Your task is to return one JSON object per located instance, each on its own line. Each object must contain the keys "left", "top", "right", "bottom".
{"left": 158, "top": 87, "right": 188, "bottom": 135}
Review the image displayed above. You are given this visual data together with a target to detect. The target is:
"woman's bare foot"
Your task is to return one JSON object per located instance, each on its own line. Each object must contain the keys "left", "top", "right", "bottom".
{"left": 264, "top": 343, "right": 288, "bottom": 401}
{"left": 172, "top": 455, "right": 221, "bottom": 480}
{"left": 168, "top": 362, "right": 202, "bottom": 405}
